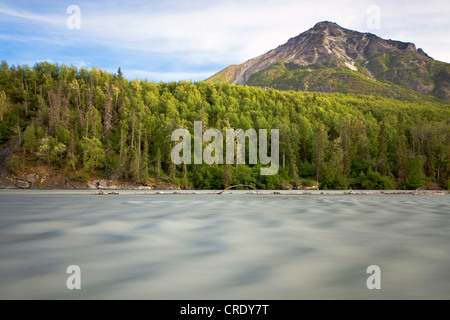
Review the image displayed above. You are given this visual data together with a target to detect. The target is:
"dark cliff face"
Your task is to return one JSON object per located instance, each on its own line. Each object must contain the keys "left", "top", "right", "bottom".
{"left": 207, "top": 21, "right": 450, "bottom": 102}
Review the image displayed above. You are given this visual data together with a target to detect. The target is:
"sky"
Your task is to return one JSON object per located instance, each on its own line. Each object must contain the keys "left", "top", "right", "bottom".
{"left": 0, "top": 0, "right": 449, "bottom": 82}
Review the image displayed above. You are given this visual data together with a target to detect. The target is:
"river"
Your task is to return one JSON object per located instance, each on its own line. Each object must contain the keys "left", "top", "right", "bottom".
{"left": 0, "top": 190, "right": 448, "bottom": 299}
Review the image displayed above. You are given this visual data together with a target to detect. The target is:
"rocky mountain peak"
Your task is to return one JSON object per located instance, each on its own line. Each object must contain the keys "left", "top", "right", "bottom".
{"left": 312, "top": 21, "right": 341, "bottom": 30}
{"left": 206, "top": 22, "right": 450, "bottom": 101}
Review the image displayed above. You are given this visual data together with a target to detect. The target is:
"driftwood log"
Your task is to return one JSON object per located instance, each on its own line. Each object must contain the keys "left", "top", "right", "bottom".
{"left": 218, "top": 184, "right": 260, "bottom": 195}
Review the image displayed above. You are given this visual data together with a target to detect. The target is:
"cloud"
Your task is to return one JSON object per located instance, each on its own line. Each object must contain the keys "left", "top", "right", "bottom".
{"left": 124, "top": 69, "right": 217, "bottom": 82}
{"left": 78, "top": 0, "right": 370, "bottom": 61}
{"left": 52, "top": 1, "right": 450, "bottom": 62}
{"left": 38, "top": 58, "right": 57, "bottom": 64}
{"left": 0, "top": 0, "right": 449, "bottom": 81}
{"left": 0, "top": 5, "right": 63, "bottom": 24}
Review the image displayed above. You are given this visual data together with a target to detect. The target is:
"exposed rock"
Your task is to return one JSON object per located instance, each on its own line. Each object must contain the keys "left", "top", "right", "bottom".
{"left": 0, "top": 152, "right": 177, "bottom": 190}
{"left": 137, "top": 185, "right": 154, "bottom": 190}
{"left": 87, "top": 180, "right": 99, "bottom": 189}
{"left": 280, "top": 183, "right": 292, "bottom": 190}
{"left": 206, "top": 21, "right": 450, "bottom": 101}
{"left": 295, "top": 184, "right": 320, "bottom": 190}
{"left": 15, "top": 178, "right": 31, "bottom": 189}
{"left": 25, "top": 174, "right": 38, "bottom": 183}
{"left": 97, "top": 179, "right": 120, "bottom": 190}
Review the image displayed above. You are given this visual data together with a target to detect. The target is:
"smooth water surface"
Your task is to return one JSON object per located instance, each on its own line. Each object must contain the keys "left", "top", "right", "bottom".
{"left": 0, "top": 190, "right": 448, "bottom": 299}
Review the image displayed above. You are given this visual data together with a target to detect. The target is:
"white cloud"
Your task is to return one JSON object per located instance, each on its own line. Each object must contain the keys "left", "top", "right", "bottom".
{"left": 80, "top": 0, "right": 366, "bottom": 60}
{"left": 70, "top": 0, "right": 450, "bottom": 63}
{"left": 124, "top": 69, "right": 216, "bottom": 82}
{"left": 71, "top": 60, "right": 93, "bottom": 69}
{"left": 38, "top": 58, "right": 57, "bottom": 64}
{"left": 0, "top": 6, "right": 63, "bottom": 24}
{"left": 1, "top": 0, "right": 449, "bottom": 80}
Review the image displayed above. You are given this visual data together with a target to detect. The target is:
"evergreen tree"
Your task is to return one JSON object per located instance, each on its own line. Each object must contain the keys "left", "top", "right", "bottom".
{"left": 0, "top": 90, "right": 7, "bottom": 122}
{"left": 378, "top": 120, "right": 388, "bottom": 176}
{"left": 395, "top": 113, "right": 407, "bottom": 182}
{"left": 314, "top": 122, "right": 328, "bottom": 183}
{"left": 155, "top": 147, "right": 162, "bottom": 177}
{"left": 223, "top": 164, "right": 232, "bottom": 188}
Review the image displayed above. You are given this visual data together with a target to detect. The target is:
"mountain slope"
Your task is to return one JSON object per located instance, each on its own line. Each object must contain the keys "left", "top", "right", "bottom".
{"left": 206, "top": 21, "right": 450, "bottom": 101}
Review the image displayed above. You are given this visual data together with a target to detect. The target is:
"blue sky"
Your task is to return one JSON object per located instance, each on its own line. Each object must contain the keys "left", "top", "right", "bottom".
{"left": 1, "top": 0, "right": 449, "bottom": 82}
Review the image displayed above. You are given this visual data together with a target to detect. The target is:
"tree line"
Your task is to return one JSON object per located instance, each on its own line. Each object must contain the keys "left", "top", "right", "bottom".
{"left": 0, "top": 60, "right": 449, "bottom": 189}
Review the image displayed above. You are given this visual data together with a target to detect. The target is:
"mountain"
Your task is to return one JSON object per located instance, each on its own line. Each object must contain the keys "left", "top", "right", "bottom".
{"left": 206, "top": 21, "right": 450, "bottom": 102}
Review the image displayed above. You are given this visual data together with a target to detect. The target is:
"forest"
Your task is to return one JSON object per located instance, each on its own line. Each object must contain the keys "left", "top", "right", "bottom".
{"left": 0, "top": 61, "right": 449, "bottom": 190}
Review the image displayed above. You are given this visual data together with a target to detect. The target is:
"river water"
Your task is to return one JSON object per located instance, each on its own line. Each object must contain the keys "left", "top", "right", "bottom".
{"left": 0, "top": 190, "right": 448, "bottom": 299}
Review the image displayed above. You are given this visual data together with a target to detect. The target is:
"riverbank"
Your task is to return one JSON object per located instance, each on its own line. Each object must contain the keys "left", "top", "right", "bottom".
{"left": 0, "top": 146, "right": 443, "bottom": 192}
{"left": 0, "top": 151, "right": 179, "bottom": 190}
{"left": 0, "top": 150, "right": 319, "bottom": 191}
{"left": 2, "top": 163, "right": 445, "bottom": 192}
{"left": 0, "top": 167, "right": 179, "bottom": 190}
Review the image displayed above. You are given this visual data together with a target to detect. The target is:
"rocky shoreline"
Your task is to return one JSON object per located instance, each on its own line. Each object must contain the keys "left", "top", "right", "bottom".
{"left": 0, "top": 174, "right": 180, "bottom": 190}
{"left": 0, "top": 168, "right": 320, "bottom": 191}
{"left": 0, "top": 166, "right": 181, "bottom": 190}
{"left": 0, "top": 151, "right": 320, "bottom": 191}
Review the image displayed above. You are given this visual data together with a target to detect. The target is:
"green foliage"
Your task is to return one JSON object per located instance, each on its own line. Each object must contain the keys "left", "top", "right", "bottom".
{"left": 222, "top": 164, "right": 232, "bottom": 188}
{"left": 403, "top": 155, "right": 427, "bottom": 189}
{"left": 55, "top": 121, "right": 71, "bottom": 145}
{"left": 36, "top": 136, "right": 67, "bottom": 166}
{"left": 234, "top": 165, "right": 258, "bottom": 187}
{"left": 193, "top": 164, "right": 224, "bottom": 189}
{"left": 36, "top": 136, "right": 53, "bottom": 163}
{"left": 359, "top": 169, "right": 395, "bottom": 190}
{"left": 66, "top": 151, "right": 78, "bottom": 171}
{"left": 0, "top": 90, "right": 8, "bottom": 122}
{"left": 212, "top": 52, "right": 449, "bottom": 103}
{"left": 81, "top": 137, "right": 105, "bottom": 172}
{"left": 321, "top": 138, "right": 348, "bottom": 189}
{"left": 0, "top": 112, "right": 18, "bottom": 143}
{"left": 0, "top": 60, "right": 449, "bottom": 189}
{"left": 23, "top": 124, "right": 38, "bottom": 153}
{"left": 5, "top": 153, "right": 23, "bottom": 174}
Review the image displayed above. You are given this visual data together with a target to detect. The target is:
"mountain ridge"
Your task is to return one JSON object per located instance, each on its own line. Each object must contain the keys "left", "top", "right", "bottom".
{"left": 206, "top": 21, "right": 450, "bottom": 102}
